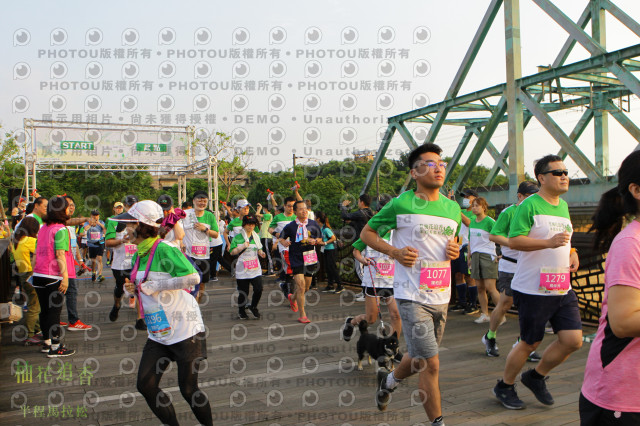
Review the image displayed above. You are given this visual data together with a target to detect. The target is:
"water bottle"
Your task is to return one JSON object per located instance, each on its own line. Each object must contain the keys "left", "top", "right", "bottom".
{"left": 128, "top": 295, "right": 136, "bottom": 309}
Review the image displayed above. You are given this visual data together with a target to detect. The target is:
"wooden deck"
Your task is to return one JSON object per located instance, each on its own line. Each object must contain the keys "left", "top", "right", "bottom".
{"left": 0, "top": 269, "right": 596, "bottom": 425}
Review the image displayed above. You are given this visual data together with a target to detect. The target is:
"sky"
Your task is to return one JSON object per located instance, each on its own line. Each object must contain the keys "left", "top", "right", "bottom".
{"left": 1, "top": 0, "right": 639, "bottom": 183}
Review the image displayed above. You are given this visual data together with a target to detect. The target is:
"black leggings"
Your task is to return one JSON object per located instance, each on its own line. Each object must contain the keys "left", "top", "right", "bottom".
{"left": 209, "top": 245, "right": 231, "bottom": 279}
{"left": 237, "top": 276, "right": 263, "bottom": 309}
{"left": 323, "top": 249, "right": 342, "bottom": 285}
{"left": 33, "top": 277, "right": 64, "bottom": 343}
{"left": 137, "top": 334, "right": 212, "bottom": 426}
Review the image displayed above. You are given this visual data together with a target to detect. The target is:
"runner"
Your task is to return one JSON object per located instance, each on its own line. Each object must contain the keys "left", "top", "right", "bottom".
{"left": 269, "top": 196, "right": 296, "bottom": 296}
{"left": 84, "top": 210, "right": 106, "bottom": 282}
{"left": 482, "top": 181, "right": 540, "bottom": 358}
{"left": 31, "top": 196, "right": 76, "bottom": 357}
{"left": 493, "top": 154, "right": 581, "bottom": 410}
{"left": 209, "top": 210, "right": 230, "bottom": 282}
{"left": 580, "top": 151, "right": 640, "bottom": 425}
{"left": 363, "top": 143, "right": 460, "bottom": 426}
{"left": 468, "top": 197, "right": 499, "bottom": 324}
{"left": 13, "top": 217, "right": 41, "bottom": 345}
{"left": 105, "top": 195, "right": 146, "bottom": 330}
{"left": 229, "top": 214, "right": 266, "bottom": 319}
{"left": 225, "top": 199, "right": 251, "bottom": 250}
{"left": 182, "top": 191, "right": 219, "bottom": 303}
{"left": 279, "top": 200, "right": 322, "bottom": 323}
{"left": 256, "top": 199, "right": 276, "bottom": 277}
{"left": 315, "top": 212, "right": 343, "bottom": 294}
{"left": 450, "top": 189, "right": 478, "bottom": 314}
{"left": 342, "top": 227, "right": 402, "bottom": 342}
{"left": 62, "top": 195, "right": 93, "bottom": 331}
{"left": 157, "top": 195, "right": 185, "bottom": 250}
{"left": 115, "top": 200, "right": 212, "bottom": 426}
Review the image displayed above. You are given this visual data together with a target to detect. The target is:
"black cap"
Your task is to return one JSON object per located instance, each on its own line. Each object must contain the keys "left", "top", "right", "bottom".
{"left": 459, "top": 189, "right": 479, "bottom": 198}
{"left": 517, "top": 181, "right": 539, "bottom": 195}
{"left": 157, "top": 194, "right": 173, "bottom": 211}
{"left": 123, "top": 195, "right": 138, "bottom": 207}
{"left": 192, "top": 190, "right": 208, "bottom": 200}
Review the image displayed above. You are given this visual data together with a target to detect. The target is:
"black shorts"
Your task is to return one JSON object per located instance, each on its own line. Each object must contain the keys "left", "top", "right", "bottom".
{"left": 513, "top": 289, "right": 582, "bottom": 345}
{"left": 140, "top": 331, "right": 207, "bottom": 364}
{"left": 452, "top": 245, "right": 469, "bottom": 275}
{"left": 88, "top": 245, "right": 104, "bottom": 259}
{"left": 113, "top": 269, "right": 132, "bottom": 298}
{"left": 190, "top": 257, "right": 210, "bottom": 284}
{"left": 291, "top": 263, "right": 319, "bottom": 277}
{"left": 497, "top": 271, "right": 515, "bottom": 297}
{"left": 579, "top": 393, "right": 640, "bottom": 426}
{"left": 364, "top": 287, "right": 394, "bottom": 298}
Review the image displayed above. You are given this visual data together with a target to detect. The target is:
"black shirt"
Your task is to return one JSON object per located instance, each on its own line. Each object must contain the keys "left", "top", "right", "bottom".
{"left": 281, "top": 219, "right": 322, "bottom": 268}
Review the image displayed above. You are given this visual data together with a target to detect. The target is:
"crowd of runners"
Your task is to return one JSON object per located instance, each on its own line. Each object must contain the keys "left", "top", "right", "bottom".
{"left": 3, "top": 144, "right": 640, "bottom": 426}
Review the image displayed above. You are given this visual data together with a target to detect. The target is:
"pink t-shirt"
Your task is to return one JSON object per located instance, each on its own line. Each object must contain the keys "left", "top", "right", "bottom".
{"left": 581, "top": 220, "right": 640, "bottom": 412}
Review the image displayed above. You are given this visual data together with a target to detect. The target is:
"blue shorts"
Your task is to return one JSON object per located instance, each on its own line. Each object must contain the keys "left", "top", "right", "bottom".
{"left": 513, "top": 289, "right": 582, "bottom": 345}
{"left": 451, "top": 245, "right": 469, "bottom": 275}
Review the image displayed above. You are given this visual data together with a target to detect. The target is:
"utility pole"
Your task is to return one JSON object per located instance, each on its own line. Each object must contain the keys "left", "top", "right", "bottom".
{"left": 292, "top": 152, "right": 304, "bottom": 178}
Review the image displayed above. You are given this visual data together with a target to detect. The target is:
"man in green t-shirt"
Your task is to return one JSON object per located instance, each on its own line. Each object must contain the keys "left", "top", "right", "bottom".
{"left": 257, "top": 196, "right": 277, "bottom": 276}
{"left": 493, "top": 155, "right": 581, "bottom": 410}
{"left": 362, "top": 143, "right": 460, "bottom": 426}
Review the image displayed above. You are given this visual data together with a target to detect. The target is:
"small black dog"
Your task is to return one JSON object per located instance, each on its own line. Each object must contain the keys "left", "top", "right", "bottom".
{"left": 356, "top": 321, "right": 399, "bottom": 371}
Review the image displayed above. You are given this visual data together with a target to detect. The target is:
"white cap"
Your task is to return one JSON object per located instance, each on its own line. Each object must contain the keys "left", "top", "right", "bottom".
{"left": 112, "top": 200, "right": 163, "bottom": 227}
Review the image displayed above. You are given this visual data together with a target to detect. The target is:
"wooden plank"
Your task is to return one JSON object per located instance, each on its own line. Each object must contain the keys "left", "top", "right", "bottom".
{"left": 0, "top": 272, "right": 597, "bottom": 425}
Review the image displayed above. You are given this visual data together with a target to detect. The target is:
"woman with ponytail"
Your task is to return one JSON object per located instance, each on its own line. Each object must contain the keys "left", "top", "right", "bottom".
{"left": 580, "top": 150, "right": 640, "bottom": 425}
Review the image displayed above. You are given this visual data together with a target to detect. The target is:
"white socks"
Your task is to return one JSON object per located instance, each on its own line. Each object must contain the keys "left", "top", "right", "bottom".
{"left": 386, "top": 371, "right": 401, "bottom": 389}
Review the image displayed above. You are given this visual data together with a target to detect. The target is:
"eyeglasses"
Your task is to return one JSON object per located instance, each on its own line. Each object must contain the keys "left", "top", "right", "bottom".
{"left": 541, "top": 169, "right": 569, "bottom": 177}
{"left": 414, "top": 160, "right": 448, "bottom": 169}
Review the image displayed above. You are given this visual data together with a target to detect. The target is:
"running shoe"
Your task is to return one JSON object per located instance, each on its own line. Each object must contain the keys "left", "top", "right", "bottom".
{"left": 247, "top": 306, "right": 261, "bottom": 319}
{"left": 135, "top": 318, "right": 147, "bottom": 331}
{"left": 375, "top": 370, "right": 394, "bottom": 411}
{"left": 41, "top": 344, "right": 52, "bottom": 353}
{"left": 59, "top": 322, "right": 68, "bottom": 327}
{"left": 98, "top": 275, "right": 105, "bottom": 282}
{"left": 482, "top": 332, "right": 499, "bottom": 357}
{"left": 24, "top": 336, "right": 42, "bottom": 346}
{"left": 474, "top": 313, "right": 491, "bottom": 324}
{"left": 527, "top": 351, "right": 542, "bottom": 362}
{"left": 493, "top": 380, "right": 525, "bottom": 410}
{"left": 521, "top": 369, "right": 554, "bottom": 405}
{"left": 47, "top": 344, "right": 76, "bottom": 358}
{"left": 211, "top": 277, "right": 219, "bottom": 282}
{"left": 321, "top": 285, "right": 334, "bottom": 293}
{"left": 68, "top": 320, "right": 93, "bottom": 331}
{"left": 341, "top": 317, "right": 354, "bottom": 342}
{"left": 109, "top": 305, "right": 120, "bottom": 322}
{"left": 448, "top": 303, "right": 465, "bottom": 312}
{"left": 91, "top": 274, "right": 96, "bottom": 282}
{"left": 355, "top": 292, "right": 365, "bottom": 302}
{"left": 238, "top": 309, "right": 249, "bottom": 320}
{"left": 333, "top": 285, "right": 344, "bottom": 294}
{"left": 464, "top": 304, "right": 479, "bottom": 315}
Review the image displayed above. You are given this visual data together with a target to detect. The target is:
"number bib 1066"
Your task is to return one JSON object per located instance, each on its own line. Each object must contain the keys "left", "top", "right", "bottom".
{"left": 303, "top": 250, "right": 318, "bottom": 266}
{"left": 375, "top": 259, "right": 395, "bottom": 278}
{"left": 539, "top": 267, "right": 570, "bottom": 294}
{"left": 419, "top": 260, "right": 451, "bottom": 292}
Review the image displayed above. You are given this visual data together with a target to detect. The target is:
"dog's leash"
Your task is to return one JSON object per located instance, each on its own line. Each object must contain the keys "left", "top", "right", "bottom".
{"left": 366, "top": 260, "right": 388, "bottom": 337}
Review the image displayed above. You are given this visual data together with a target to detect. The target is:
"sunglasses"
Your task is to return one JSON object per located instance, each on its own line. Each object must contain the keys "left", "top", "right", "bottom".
{"left": 414, "top": 160, "right": 448, "bottom": 169}
{"left": 541, "top": 169, "right": 569, "bottom": 177}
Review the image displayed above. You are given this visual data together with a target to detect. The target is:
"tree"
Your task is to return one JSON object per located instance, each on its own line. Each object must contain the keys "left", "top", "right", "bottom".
{"left": 0, "top": 128, "right": 24, "bottom": 215}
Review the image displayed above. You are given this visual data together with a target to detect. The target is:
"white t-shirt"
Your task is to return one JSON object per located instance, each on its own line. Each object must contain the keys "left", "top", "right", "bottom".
{"left": 353, "top": 232, "right": 394, "bottom": 289}
{"left": 367, "top": 190, "right": 461, "bottom": 305}
{"left": 490, "top": 204, "right": 520, "bottom": 274}
{"left": 509, "top": 194, "right": 573, "bottom": 296}
{"left": 182, "top": 210, "right": 217, "bottom": 259}
{"left": 210, "top": 219, "right": 225, "bottom": 247}
{"left": 469, "top": 216, "right": 497, "bottom": 256}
